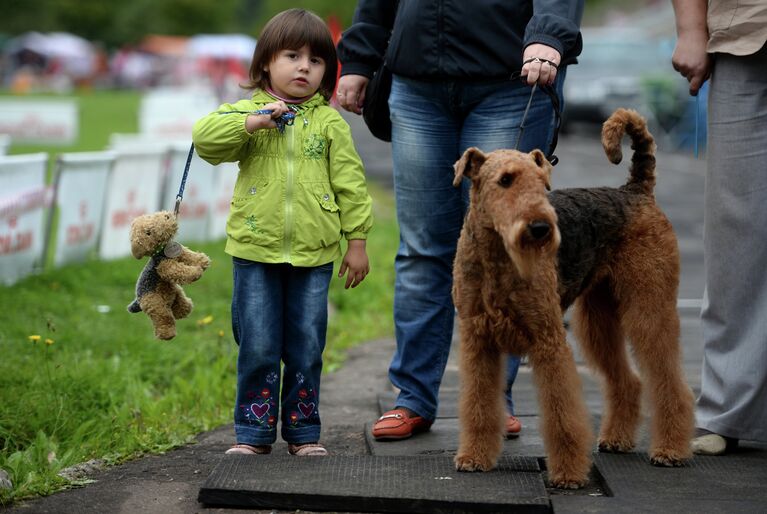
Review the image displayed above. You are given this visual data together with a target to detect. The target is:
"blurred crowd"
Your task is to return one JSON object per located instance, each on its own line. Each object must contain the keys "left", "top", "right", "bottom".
{"left": 1, "top": 31, "right": 254, "bottom": 103}
{"left": 0, "top": 7, "right": 703, "bottom": 152}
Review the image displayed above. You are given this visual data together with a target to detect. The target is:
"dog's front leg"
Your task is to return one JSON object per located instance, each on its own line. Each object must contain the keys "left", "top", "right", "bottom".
{"left": 455, "top": 315, "right": 506, "bottom": 472}
{"left": 527, "top": 323, "right": 594, "bottom": 489}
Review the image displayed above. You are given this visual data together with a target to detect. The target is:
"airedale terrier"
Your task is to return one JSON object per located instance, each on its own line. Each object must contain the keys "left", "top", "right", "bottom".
{"left": 452, "top": 109, "right": 695, "bottom": 488}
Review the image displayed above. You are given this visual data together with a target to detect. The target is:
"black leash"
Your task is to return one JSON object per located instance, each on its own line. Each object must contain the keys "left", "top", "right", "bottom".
{"left": 511, "top": 73, "right": 562, "bottom": 166}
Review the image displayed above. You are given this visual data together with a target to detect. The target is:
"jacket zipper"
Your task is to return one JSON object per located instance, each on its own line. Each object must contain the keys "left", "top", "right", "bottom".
{"left": 283, "top": 123, "right": 295, "bottom": 262}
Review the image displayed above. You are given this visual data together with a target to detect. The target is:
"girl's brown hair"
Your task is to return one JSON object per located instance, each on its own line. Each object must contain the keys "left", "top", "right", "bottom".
{"left": 243, "top": 9, "right": 338, "bottom": 100}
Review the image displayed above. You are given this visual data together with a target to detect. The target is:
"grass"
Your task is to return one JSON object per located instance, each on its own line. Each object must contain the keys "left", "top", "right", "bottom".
{"left": 0, "top": 89, "right": 397, "bottom": 504}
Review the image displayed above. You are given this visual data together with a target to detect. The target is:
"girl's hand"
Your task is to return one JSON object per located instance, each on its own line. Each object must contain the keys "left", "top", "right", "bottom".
{"left": 338, "top": 239, "right": 369, "bottom": 289}
{"left": 245, "top": 101, "right": 289, "bottom": 133}
{"left": 521, "top": 44, "right": 561, "bottom": 86}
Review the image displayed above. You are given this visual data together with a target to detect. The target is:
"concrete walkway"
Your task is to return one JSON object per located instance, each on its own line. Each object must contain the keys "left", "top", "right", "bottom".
{"left": 8, "top": 122, "right": 767, "bottom": 513}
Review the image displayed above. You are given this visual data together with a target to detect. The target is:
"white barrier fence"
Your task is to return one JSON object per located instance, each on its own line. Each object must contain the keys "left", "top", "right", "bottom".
{"left": 0, "top": 144, "right": 236, "bottom": 286}
{"left": 0, "top": 153, "right": 50, "bottom": 285}
{"left": 99, "top": 148, "right": 167, "bottom": 260}
{"left": 0, "top": 134, "right": 10, "bottom": 155}
{"left": 0, "top": 98, "right": 78, "bottom": 145}
{"left": 51, "top": 151, "right": 114, "bottom": 267}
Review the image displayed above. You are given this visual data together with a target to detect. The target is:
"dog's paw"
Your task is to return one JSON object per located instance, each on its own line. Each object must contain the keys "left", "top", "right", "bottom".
{"left": 548, "top": 472, "right": 588, "bottom": 490}
{"left": 649, "top": 448, "right": 690, "bottom": 467}
{"left": 454, "top": 453, "right": 494, "bottom": 472}
{"left": 597, "top": 438, "right": 635, "bottom": 454}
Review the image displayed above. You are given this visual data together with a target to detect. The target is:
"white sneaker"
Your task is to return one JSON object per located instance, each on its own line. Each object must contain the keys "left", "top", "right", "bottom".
{"left": 691, "top": 433, "right": 727, "bottom": 455}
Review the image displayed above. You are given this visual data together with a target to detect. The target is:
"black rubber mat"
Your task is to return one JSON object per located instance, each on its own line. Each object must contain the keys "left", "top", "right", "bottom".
{"left": 551, "top": 495, "right": 767, "bottom": 514}
{"left": 199, "top": 454, "right": 550, "bottom": 513}
{"left": 594, "top": 451, "right": 767, "bottom": 500}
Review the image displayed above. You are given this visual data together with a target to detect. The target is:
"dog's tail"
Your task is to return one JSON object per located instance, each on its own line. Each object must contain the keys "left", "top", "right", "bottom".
{"left": 601, "top": 108, "right": 657, "bottom": 195}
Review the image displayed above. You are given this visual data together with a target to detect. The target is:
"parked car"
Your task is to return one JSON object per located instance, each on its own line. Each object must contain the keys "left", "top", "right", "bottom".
{"left": 562, "top": 28, "right": 689, "bottom": 139}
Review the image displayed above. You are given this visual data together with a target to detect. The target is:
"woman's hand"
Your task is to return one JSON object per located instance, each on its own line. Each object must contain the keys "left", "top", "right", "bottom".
{"left": 521, "top": 44, "right": 562, "bottom": 86}
{"left": 245, "top": 101, "right": 289, "bottom": 132}
{"left": 336, "top": 74, "right": 369, "bottom": 115}
{"left": 672, "top": 31, "right": 711, "bottom": 96}
{"left": 339, "top": 239, "right": 369, "bottom": 289}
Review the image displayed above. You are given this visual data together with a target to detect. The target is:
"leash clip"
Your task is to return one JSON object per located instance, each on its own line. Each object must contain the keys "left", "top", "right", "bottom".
{"left": 173, "top": 196, "right": 182, "bottom": 218}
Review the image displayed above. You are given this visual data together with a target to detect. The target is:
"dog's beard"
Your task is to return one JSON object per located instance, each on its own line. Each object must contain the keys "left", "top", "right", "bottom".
{"left": 499, "top": 219, "right": 560, "bottom": 280}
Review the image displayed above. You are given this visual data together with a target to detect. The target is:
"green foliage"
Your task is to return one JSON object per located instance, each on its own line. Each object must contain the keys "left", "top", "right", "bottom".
{"left": 0, "top": 89, "right": 397, "bottom": 504}
{"left": 0, "top": 183, "right": 396, "bottom": 504}
{"left": 0, "top": 0, "right": 359, "bottom": 49}
{"left": 252, "top": 0, "right": 360, "bottom": 33}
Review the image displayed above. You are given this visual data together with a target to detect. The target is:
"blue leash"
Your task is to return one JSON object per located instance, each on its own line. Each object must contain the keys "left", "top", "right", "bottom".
{"left": 173, "top": 109, "right": 297, "bottom": 217}
{"left": 694, "top": 94, "right": 700, "bottom": 159}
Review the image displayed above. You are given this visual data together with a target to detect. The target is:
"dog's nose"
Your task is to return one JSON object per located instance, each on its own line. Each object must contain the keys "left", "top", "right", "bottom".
{"left": 527, "top": 220, "right": 551, "bottom": 240}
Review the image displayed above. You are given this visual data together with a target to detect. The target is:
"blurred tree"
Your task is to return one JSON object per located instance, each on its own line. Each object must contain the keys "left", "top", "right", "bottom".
{"left": 0, "top": 0, "right": 616, "bottom": 50}
{"left": 54, "top": 0, "right": 118, "bottom": 44}
{"left": 1, "top": 0, "right": 58, "bottom": 35}
{"left": 158, "top": 0, "right": 241, "bottom": 36}
{"left": 250, "top": 0, "right": 359, "bottom": 34}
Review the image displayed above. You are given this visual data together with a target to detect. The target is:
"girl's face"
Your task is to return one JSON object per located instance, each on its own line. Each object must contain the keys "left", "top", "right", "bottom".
{"left": 265, "top": 45, "right": 326, "bottom": 100}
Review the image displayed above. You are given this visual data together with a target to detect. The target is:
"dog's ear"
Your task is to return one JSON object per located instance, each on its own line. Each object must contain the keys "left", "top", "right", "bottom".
{"left": 529, "top": 149, "right": 552, "bottom": 191}
{"left": 453, "top": 147, "right": 487, "bottom": 187}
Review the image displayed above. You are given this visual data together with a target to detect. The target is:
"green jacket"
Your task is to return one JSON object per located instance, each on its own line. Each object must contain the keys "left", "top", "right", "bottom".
{"left": 193, "top": 90, "right": 373, "bottom": 267}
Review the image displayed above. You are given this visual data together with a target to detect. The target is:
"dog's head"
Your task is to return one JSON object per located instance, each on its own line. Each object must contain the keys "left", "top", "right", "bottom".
{"left": 454, "top": 147, "right": 560, "bottom": 279}
{"left": 129, "top": 210, "right": 179, "bottom": 259}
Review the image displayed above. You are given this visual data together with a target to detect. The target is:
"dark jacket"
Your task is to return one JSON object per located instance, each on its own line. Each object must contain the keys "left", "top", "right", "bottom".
{"left": 338, "top": 0, "right": 584, "bottom": 81}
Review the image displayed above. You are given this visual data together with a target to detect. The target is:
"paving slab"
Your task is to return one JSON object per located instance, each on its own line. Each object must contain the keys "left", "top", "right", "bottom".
{"left": 365, "top": 418, "right": 547, "bottom": 458}
{"left": 379, "top": 371, "right": 605, "bottom": 419}
{"left": 199, "top": 454, "right": 550, "bottom": 513}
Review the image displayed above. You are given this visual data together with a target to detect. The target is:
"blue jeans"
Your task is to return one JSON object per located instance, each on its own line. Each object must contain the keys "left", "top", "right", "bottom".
{"left": 388, "top": 73, "right": 565, "bottom": 421}
{"left": 230, "top": 258, "right": 333, "bottom": 445}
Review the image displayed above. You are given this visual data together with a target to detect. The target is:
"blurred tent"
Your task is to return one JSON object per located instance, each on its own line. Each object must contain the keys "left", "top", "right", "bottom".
{"left": 184, "top": 34, "right": 255, "bottom": 103}
{"left": 138, "top": 35, "right": 189, "bottom": 58}
{"left": 114, "top": 35, "right": 192, "bottom": 88}
{"left": 4, "top": 31, "right": 97, "bottom": 79}
{"left": 185, "top": 34, "right": 256, "bottom": 60}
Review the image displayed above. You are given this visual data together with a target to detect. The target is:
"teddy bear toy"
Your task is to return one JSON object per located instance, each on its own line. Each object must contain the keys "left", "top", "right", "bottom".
{"left": 127, "top": 210, "right": 211, "bottom": 340}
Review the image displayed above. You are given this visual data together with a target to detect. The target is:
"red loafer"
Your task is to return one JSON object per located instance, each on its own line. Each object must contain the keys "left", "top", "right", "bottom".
{"left": 372, "top": 409, "right": 432, "bottom": 441}
{"left": 506, "top": 414, "right": 522, "bottom": 439}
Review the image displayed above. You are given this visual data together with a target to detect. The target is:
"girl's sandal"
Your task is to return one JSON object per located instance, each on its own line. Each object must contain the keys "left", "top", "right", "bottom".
{"left": 288, "top": 443, "right": 328, "bottom": 456}
{"left": 225, "top": 444, "right": 272, "bottom": 455}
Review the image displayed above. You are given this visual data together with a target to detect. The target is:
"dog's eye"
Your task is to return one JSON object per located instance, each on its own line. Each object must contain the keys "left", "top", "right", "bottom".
{"left": 498, "top": 173, "right": 515, "bottom": 188}
{"left": 145, "top": 230, "right": 151, "bottom": 236}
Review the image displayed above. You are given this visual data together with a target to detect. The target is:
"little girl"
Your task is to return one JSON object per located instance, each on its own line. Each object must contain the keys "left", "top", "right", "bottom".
{"left": 193, "top": 8, "right": 373, "bottom": 456}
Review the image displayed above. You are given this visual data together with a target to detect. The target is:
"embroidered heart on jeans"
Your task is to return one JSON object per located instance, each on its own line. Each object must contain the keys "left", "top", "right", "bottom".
{"left": 250, "top": 402, "right": 269, "bottom": 419}
{"left": 298, "top": 402, "right": 315, "bottom": 418}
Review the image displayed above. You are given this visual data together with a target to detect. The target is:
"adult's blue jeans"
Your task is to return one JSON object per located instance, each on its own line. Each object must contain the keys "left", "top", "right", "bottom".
{"left": 388, "top": 72, "right": 566, "bottom": 421}
{"left": 230, "top": 258, "right": 333, "bottom": 445}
